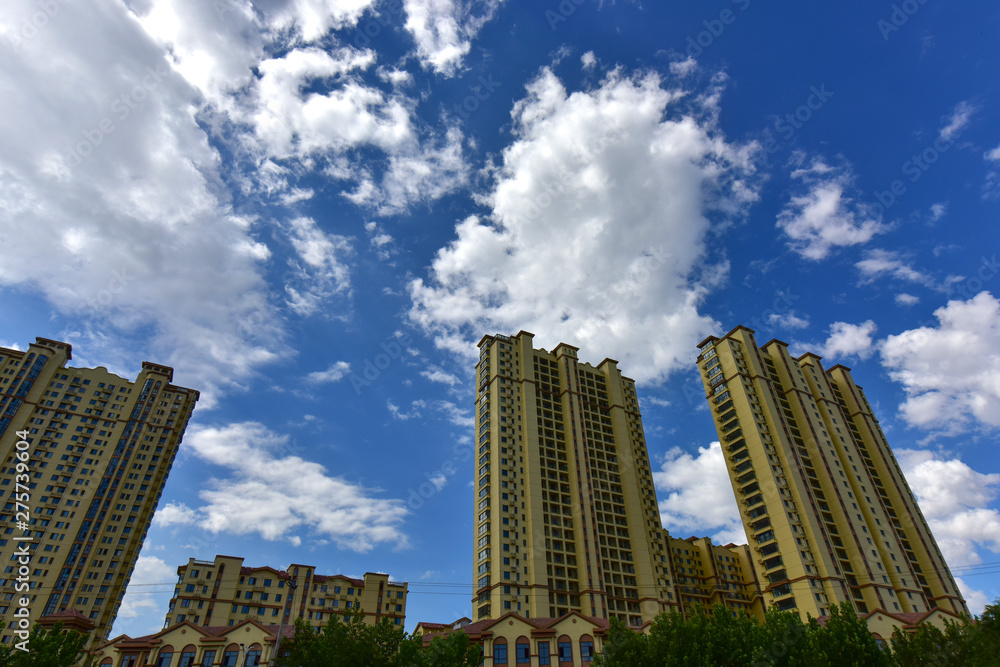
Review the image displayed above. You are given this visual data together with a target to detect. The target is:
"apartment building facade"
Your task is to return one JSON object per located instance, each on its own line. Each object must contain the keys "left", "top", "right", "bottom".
{"left": 696, "top": 326, "right": 967, "bottom": 620}
{"left": 0, "top": 337, "right": 199, "bottom": 648}
{"left": 165, "top": 555, "right": 407, "bottom": 630}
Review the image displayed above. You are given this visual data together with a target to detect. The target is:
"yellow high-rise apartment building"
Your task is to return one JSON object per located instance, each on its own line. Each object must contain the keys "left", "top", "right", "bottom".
{"left": 0, "top": 337, "right": 198, "bottom": 648}
{"left": 165, "top": 555, "right": 407, "bottom": 630}
{"left": 667, "top": 534, "right": 764, "bottom": 618}
{"left": 473, "top": 332, "right": 677, "bottom": 626}
{"left": 696, "top": 326, "right": 967, "bottom": 620}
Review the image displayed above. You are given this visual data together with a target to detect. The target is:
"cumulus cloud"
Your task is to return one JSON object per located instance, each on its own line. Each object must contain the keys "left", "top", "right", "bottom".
{"left": 421, "top": 366, "right": 462, "bottom": 386}
{"left": 856, "top": 249, "right": 931, "bottom": 286}
{"left": 308, "top": 361, "right": 352, "bottom": 383}
{"left": 777, "top": 158, "right": 887, "bottom": 260}
{"left": 117, "top": 553, "right": 177, "bottom": 631}
{"left": 669, "top": 57, "right": 698, "bottom": 77}
{"left": 163, "top": 422, "right": 408, "bottom": 551}
{"left": 768, "top": 311, "right": 810, "bottom": 330}
{"left": 817, "top": 320, "right": 877, "bottom": 361}
{"left": 284, "top": 216, "right": 353, "bottom": 316}
{"left": 409, "top": 67, "right": 760, "bottom": 383}
{"left": 895, "top": 293, "right": 920, "bottom": 306}
{"left": 403, "top": 0, "right": 504, "bottom": 76}
{"left": 0, "top": 0, "right": 287, "bottom": 407}
{"left": 881, "top": 292, "right": 1000, "bottom": 432}
{"left": 654, "top": 442, "right": 746, "bottom": 546}
{"left": 581, "top": 51, "right": 597, "bottom": 70}
{"left": 130, "top": 0, "right": 470, "bottom": 214}
{"left": 897, "top": 449, "right": 1000, "bottom": 613}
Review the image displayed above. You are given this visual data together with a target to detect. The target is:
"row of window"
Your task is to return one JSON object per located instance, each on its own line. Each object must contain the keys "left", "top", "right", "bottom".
{"left": 492, "top": 638, "right": 595, "bottom": 664}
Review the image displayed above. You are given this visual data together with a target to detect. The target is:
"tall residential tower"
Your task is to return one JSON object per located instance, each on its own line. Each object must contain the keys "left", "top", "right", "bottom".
{"left": 473, "top": 332, "right": 676, "bottom": 626}
{"left": 696, "top": 326, "right": 966, "bottom": 620}
{"left": 0, "top": 338, "right": 198, "bottom": 648}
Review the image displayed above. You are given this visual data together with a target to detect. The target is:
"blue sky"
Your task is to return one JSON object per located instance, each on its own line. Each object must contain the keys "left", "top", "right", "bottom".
{"left": 2, "top": 0, "right": 999, "bottom": 636}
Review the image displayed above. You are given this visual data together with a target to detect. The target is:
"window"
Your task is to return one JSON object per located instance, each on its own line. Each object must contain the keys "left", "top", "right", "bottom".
{"left": 558, "top": 640, "right": 572, "bottom": 662}
{"left": 538, "top": 642, "right": 550, "bottom": 665}
{"left": 222, "top": 650, "right": 240, "bottom": 666}
{"left": 516, "top": 641, "right": 530, "bottom": 663}
{"left": 245, "top": 650, "right": 261, "bottom": 666}
{"left": 201, "top": 651, "right": 216, "bottom": 667}
{"left": 494, "top": 642, "right": 508, "bottom": 664}
{"left": 155, "top": 652, "right": 173, "bottom": 667}
{"left": 580, "top": 640, "right": 594, "bottom": 662}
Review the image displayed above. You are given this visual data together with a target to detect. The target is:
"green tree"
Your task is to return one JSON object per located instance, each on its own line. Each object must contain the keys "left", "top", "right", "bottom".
{"left": 412, "top": 630, "right": 481, "bottom": 667}
{"left": 593, "top": 617, "right": 651, "bottom": 667}
{"left": 0, "top": 622, "right": 90, "bottom": 667}
{"left": 276, "top": 611, "right": 479, "bottom": 667}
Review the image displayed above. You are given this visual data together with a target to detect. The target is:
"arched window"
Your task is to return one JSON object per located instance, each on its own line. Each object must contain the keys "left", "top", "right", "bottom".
{"left": 222, "top": 643, "right": 241, "bottom": 666}
{"left": 493, "top": 636, "right": 508, "bottom": 665}
{"left": 515, "top": 636, "right": 530, "bottom": 664}
{"left": 154, "top": 644, "right": 174, "bottom": 667}
{"left": 579, "top": 634, "right": 595, "bottom": 662}
{"left": 244, "top": 643, "right": 263, "bottom": 666}
{"left": 557, "top": 634, "right": 573, "bottom": 664}
{"left": 178, "top": 645, "right": 197, "bottom": 667}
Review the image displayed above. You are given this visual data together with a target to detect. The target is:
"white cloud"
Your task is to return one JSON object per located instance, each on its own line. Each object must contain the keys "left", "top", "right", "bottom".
{"left": 409, "top": 67, "right": 759, "bottom": 384}
{"left": 402, "top": 0, "right": 504, "bottom": 76}
{"left": 388, "top": 399, "right": 426, "bottom": 420}
{"left": 985, "top": 144, "right": 1000, "bottom": 200}
{"left": 0, "top": 0, "right": 288, "bottom": 408}
{"left": 856, "top": 249, "right": 930, "bottom": 286}
{"left": 284, "top": 216, "right": 353, "bottom": 316}
{"left": 929, "top": 202, "right": 947, "bottom": 222}
{"left": 421, "top": 367, "right": 461, "bottom": 386}
{"left": 817, "top": 320, "right": 877, "bottom": 361}
{"left": 117, "top": 553, "right": 176, "bottom": 630}
{"left": 581, "top": 51, "right": 596, "bottom": 70}
{"left": 768, "top": 311, "right": 810, "bottom": 330}
{"left": 178, "top": 422, "right": 408, "bottom": 551}
{"left": 308, "top": 361, "right": 352, "bottom": 383}
{"left": 669, "top": 57, "right": 698, "bottom": 77}
{"left": 896, "top": 448, "right": 1000, "bottom": 614}
{"left": 152, "top": 503, "right": 199, "bottom": 526}
{"left": 939, "top": 100, "right": 977, "bottom": 142}
{"left": 130, "top": 0, "right": 468, "bottom": 214}
{"left": 895, "top": 293, "right": 920, "bottom": 306}
{"left": 655, "top": 442, "right": 745, "bottom": 545}
{"left": 881, "top": 292, "right": 1000, "bottom": 432}
{"left": 777, "top": 158, "right": 887, "bottom": 260}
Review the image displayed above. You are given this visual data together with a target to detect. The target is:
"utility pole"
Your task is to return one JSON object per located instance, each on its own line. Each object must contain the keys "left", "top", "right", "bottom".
{"left": 269, "top": 579, "right": 297, "bottom": 666}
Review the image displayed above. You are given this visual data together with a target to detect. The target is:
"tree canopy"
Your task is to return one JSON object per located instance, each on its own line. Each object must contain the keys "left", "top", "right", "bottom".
{"left": 596, "top": 599, "right": 1000, "bottom": 667}
{"left": 275, "top": 611, "right": 479, "bottom": 667}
